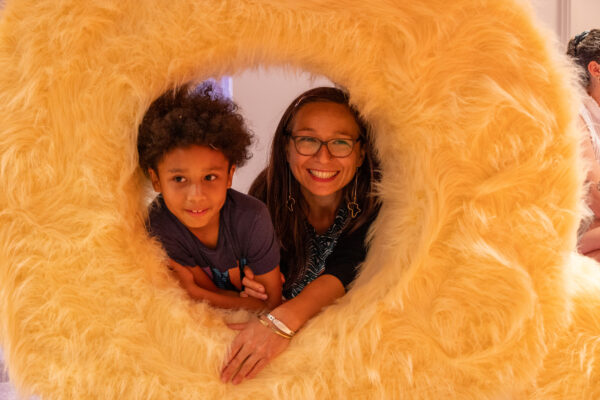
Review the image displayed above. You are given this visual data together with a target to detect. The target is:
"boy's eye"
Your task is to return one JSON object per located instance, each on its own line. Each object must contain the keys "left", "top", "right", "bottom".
{"left": 204, "top": 174, "right": 217, "bottom": 181}
{"left": 173, "top": 176, "right": 186, "bottom": 183}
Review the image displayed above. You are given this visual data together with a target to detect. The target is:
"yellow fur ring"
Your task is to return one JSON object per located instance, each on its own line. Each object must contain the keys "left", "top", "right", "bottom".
{"left": 1, "top": 0, "right": 600, "bottom": 398}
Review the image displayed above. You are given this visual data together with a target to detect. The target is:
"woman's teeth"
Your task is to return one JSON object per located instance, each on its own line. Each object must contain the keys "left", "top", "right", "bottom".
{"left": 309, "top": 170, "right": 337, "bottom": 179}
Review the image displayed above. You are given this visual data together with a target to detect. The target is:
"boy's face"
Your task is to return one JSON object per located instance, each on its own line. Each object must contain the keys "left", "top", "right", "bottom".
{"left": 149, "top": 145, "right": 235, "bottom": 239}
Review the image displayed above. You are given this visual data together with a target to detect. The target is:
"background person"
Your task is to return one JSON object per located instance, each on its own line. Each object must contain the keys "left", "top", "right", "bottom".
{"left": 567, "top": 30, "right": 600, "bottom": 261}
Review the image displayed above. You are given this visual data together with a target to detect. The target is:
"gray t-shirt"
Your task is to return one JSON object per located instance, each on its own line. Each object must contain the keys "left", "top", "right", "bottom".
{"left": 147, "top": 189, "right": 280, "bottom": 290}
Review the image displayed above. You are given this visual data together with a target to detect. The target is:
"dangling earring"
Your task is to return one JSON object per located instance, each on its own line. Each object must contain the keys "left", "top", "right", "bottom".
{"left": 287, "top": 168, "right": 296, "bottom": 212}
{"left": 347, "top": 172, "right": 361, "bottom": 218}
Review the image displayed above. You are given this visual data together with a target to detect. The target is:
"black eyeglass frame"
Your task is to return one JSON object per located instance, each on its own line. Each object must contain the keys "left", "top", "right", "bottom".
{"left": 288, "top": 135, "right": 362, "bottom": 158}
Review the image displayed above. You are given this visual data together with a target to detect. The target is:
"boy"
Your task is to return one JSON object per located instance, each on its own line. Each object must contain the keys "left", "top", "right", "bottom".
{"left": 137, "top": 84, "right": 282, "bottom": 311}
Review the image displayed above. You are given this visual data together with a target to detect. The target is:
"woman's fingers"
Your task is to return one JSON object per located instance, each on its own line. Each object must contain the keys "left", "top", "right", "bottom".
{"left": 245, "top": 358, "right": 268, "bottom": 380}
{"left": 221, "top": 321, "right": 266, "bottom": 383}
{"left": 232, "top": 353, "right": 262, "bottom": 385}
{"left": 221, "top": 342, "right": 246, "bottom": 382}
{"left": 221, "top": 320, "right": 292, "bottom": 384}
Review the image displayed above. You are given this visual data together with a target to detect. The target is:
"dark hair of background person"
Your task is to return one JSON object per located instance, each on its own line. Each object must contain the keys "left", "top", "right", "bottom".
{"left": 249, "top": 87, "right": 380, "bottom": 291}
{"left": 567, "top": 29, "right": 600, "bottom": 87}
{"left": 137, "top": 83, "right": 253, "bottom": 176}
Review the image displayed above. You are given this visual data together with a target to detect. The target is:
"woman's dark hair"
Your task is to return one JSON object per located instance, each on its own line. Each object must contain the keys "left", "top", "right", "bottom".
{"left": 137, "top": 83, "right": 252, "bottom": 175}
{"left": 567, "top": 29, "right": 600, "bottom": 87}
{"left": 249, "top": 87, "right": 380, "bottom": 291}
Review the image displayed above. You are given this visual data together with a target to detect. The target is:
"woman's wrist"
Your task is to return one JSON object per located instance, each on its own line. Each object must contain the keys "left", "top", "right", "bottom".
{"left": 257, "top": 314, "right": 294, "bottom": 339}
{"left": 265, "top": 313, "right": 295, "bottom": 336}
{"left": 268, "top": 303, "right": 307, "bottom": 333}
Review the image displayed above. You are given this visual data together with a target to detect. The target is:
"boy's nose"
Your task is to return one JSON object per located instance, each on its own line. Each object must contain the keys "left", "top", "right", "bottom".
{"left": 187, "top": 183, "right": 206, "bottom": 199}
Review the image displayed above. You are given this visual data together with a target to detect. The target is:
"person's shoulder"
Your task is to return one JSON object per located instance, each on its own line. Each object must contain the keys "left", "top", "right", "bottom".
{"left": 147, "top": 195, "right": 168, "bottom": 222}
{"left": 146, "top": 195, "right": 178, "bottom": 234}
{"left": 226, "top": 188, "right": 268, "bottom": 214}
{"left": 223, "top": 189, "right": 273, "bottom": 236}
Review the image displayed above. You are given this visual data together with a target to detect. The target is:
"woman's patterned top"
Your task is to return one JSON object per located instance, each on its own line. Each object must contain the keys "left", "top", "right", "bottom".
{"left": 284, "top": 207, "right": 349, "bottom": 298}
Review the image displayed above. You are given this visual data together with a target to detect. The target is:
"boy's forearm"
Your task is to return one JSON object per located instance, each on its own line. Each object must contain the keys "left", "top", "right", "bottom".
{"left": 184, "top": 283, "right": 268, "bottom": 311}
{"left": 216, "top": 289, "right": 242, "bottom": 298}
{"left": 264, "top": 292, "right": 282, "bottom": 310}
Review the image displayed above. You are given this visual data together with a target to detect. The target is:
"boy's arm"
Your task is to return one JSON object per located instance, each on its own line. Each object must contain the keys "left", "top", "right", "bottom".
{"left": 170, "top": 260, "right": 242, "bottom": 298}
{"left": 170, "top": 259, "right": 218, "bottom": 291}
{"left": 247, "top": 266, "right": 282, "bottom": 310}
{"left": 170, "top": 261, "right": 282, "bottom": 311}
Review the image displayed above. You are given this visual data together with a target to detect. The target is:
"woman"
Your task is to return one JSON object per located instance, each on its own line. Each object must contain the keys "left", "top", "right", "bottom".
{"left": 568, "top": 30, "right": 600, "bottom": 261}
{"left": 220, "top": 87, "right": 380, "bottom": 384}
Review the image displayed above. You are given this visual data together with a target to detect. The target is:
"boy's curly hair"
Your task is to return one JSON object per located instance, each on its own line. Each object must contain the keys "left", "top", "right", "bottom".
{"left": 137, "top": 83, "right": 253, "bottom": 176}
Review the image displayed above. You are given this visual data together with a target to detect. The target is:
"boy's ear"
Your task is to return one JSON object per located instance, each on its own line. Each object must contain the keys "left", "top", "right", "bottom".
{"left": 227, "top": 165, "right": 236, "bottom": 188}
{"left": 148, "top": 168, "right": 161, "bottom": 192}
{"left": 589, "top": 61, "right": 600, "bottom": 78}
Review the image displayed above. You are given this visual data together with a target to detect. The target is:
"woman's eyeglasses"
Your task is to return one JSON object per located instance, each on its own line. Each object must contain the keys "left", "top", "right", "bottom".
{"left": 289, "top": 136, "right": 360, "bottom": 158}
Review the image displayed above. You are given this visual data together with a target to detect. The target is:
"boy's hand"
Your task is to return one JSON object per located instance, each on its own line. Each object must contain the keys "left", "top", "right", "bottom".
{"left": 240, "top": 268, "right": 266, "bottom": 299}
{"left": 240, "top": 267, "right": 285, "bottom": 300}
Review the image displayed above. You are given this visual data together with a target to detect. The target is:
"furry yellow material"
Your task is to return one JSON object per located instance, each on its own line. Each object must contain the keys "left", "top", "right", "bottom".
{"left": 0, "top": 0, "right": 597, "bottom": 398}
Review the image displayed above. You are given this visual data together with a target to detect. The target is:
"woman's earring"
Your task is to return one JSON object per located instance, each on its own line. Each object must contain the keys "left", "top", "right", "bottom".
{"left": 287, "top": 169, "right": 296, "bottom": 212}
{"left": 347, "top": 172, "right": 361, "bottom": 218}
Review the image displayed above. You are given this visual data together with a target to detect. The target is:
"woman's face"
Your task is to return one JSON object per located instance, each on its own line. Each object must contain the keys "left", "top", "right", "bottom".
{"left": 286, "top": 101, "right": 365, "bottom": 205}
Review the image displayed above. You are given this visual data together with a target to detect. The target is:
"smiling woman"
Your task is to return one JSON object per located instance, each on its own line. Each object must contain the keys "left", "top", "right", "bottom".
{"left": 1, "top": 0, "right": 600, "bottom": 398}
{"left": 220, "top": 87, "right": 379, "bottom": 384}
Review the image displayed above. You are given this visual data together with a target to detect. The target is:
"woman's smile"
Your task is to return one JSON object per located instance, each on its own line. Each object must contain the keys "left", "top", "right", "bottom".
{"left": 307, "top": 169, "right": 339, "bottom": 181}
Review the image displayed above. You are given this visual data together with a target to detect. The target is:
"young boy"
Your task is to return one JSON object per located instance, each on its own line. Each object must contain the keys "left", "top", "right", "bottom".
{"left": 137, "top": 84, "right": 282, "bottom": 311}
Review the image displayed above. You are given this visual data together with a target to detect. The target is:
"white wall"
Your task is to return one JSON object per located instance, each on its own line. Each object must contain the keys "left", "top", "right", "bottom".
{"left": 531, "top": 0, "right": 600, "bottom": 47}
{"left": 570, "top": 0, "right": 600, "bottom": 37}
{"left": 531, "top": 0, "right": 567, "bottom": 43}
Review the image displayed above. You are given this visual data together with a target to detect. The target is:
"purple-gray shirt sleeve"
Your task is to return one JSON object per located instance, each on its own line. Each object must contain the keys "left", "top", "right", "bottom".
{"left": 240, "top": 200, "right": 280, "bottom": 275}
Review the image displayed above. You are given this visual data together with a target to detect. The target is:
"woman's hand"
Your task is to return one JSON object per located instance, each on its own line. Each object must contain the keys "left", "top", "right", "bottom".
{"left": 221, "top": 318, "right": 290, "bottom": 385}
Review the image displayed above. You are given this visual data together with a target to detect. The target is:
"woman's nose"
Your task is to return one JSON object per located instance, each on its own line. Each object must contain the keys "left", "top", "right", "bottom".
{"left": 314, "top": 143, "right": 333, "bottom": 161}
